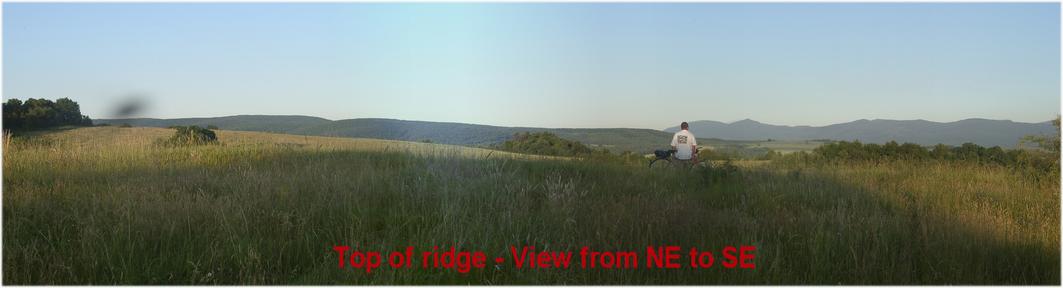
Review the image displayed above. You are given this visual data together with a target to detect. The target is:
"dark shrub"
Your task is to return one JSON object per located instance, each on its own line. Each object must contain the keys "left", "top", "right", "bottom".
{"left": 498, "top": 132, "right": 592, "bottom": 157}
{"left": 158, "top": 126, "right": 218, "bottom": 146}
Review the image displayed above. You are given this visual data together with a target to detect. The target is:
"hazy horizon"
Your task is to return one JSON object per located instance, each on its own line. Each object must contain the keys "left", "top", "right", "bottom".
{"left": 94, "top": 112, "right": 1057, "bottom": 131}
{"left": 4, "top": 3, "right": 1060, "bottom": 129}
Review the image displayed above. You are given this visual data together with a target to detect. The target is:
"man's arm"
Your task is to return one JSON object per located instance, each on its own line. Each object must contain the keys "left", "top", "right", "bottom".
{"left": 691, "top": 137, "right": 697, "bottom": 154}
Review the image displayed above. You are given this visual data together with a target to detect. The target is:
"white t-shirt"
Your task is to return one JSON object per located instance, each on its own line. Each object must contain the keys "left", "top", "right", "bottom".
{"left": 670, "top": 129, "right": 697, "bottom": 160}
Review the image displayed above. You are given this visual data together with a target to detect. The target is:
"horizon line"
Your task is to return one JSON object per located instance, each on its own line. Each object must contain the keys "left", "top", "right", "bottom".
{"left": 95, "top": 114, "right": 1058, "bottom": 130}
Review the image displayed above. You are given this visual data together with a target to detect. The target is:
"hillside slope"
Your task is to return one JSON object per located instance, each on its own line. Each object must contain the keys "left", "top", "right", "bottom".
{"left": 97, "top": 116, "right": 736, "bottom": 153}
{"left": 99, "top": 115, "right": 333, "bottom": 133}
{"left": 19, "top": 126, "right": 553, "bottom": 160}
{"left": 5, "top": 126, "right": 1056, "bottom": 284}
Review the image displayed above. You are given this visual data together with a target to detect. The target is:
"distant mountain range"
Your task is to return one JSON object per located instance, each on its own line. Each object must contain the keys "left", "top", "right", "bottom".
{"left": 97, "top": 115, "right": 1056, "bottom": 151}
{"left": 664, "top": 118, "right": 1057, "bottom": 148}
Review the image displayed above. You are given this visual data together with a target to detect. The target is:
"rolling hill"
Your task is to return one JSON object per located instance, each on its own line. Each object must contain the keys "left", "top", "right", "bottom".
{"left": 17, "top": 126, "right": 551, "bottom": 160}
{"left": 665, "top": 118, "right": 1057, "bottom": 148}
{"left": 97, "top": 116, "right": 743, "bottom": 154}
{"left": 98, "top": 115, "right": 1052, "bottom": 153}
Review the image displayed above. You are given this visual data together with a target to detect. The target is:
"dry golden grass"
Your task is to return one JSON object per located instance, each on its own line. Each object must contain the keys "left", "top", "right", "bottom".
{"left": 3, "top": 126, "right": 1058, "bottom": 285}
{"left": 12, "top": 126, "right": 558, "bottom": 160}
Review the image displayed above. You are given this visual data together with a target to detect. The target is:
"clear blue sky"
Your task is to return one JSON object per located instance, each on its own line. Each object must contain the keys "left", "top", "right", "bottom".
{"left": 4, "top": 3, "right": 1060, "bottom": 129}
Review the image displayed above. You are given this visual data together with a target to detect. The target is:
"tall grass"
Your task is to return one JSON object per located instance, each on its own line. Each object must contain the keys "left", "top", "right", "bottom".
{"left": 3, "top": 127, "right": 1058, "bottom": 284}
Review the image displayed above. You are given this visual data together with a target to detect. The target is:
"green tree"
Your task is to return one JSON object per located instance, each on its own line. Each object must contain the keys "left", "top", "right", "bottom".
{"left": 3, "top": 98, "right": 92, "bottom": 132}
{"left": 23, "top": 98, "right": 57, "bottom": 129}
{"left": 54, "top": 98, "right": 82, "bottom": 125}
{"left": 930, "top": 144, "right": 952, "bottom": 160}
{"left": 1019, "top": 115, "right": 1061, "bottom": 173}
{"left": 1021, "top": 115, "right": 1061, "bottom": 153}
{"left": 3, "top": 98, "right": 25, "bottom": 131}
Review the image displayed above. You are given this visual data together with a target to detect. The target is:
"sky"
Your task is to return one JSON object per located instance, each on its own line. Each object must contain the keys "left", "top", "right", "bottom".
{"left": 3, "top": 3, "right": 1060, "bottom": 129}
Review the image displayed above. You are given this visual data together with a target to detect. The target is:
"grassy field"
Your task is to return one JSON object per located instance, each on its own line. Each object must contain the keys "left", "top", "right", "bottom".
{"left": 742, "top": 139, "right": 829, "bottom": 154}
{"left": 3, "top": 127, "right": 1058, "bottom": 284}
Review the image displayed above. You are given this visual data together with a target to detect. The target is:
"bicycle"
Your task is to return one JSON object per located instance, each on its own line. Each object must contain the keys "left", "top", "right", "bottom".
{"left": 649, "top": 149, "right": 701, "bottom": 169}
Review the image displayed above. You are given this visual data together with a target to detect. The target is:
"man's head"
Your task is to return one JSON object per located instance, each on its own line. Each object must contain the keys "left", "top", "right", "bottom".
{"left": 681, "top": 122, "right": 689, "bottom": 130}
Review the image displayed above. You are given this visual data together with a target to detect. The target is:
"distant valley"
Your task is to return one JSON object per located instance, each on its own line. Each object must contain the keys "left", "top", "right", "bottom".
{"left": 666, "top": 118, "right": 1056, "bottom": 148}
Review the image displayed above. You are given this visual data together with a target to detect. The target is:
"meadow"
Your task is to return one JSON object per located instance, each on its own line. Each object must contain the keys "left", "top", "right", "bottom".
{"left": 743, "top": 139, "right": 829, "bottom": 154}
{"left": 3, "top": 127, "right": 1059, "bottom": 284}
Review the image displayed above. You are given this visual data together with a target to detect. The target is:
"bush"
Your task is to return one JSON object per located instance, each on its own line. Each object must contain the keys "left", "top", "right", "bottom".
{"left": 698, "top": 159, "right": 741, "bottom": 184}
{"left": 497, "top": 132, "right": 592, "bottom": 157}
{"left": 119, "top": 123, "right": 132, "bottom": 128}
{"left": 157, "top": 126, "right": 218, "bottom": 146}
{"left": 757, "top": 150, "right": 782, "bottom": 161}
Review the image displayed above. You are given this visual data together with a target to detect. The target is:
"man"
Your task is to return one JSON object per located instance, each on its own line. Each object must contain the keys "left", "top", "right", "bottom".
{"left": 671, "top": 122, "right": 698, "bottom": 165}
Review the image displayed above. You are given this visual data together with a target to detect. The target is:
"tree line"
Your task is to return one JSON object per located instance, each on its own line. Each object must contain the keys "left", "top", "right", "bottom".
{"left": 3, "top": 98, "right": 93, "bottom": 131}
{"left": 812, "top": 141, "right": 1035, "bottom": 163}
{"left": 777, "top": 139, "right": 1058, "bottom": 174}
{"left": 751, "top": 116, "right": 1059, "bottom": 173}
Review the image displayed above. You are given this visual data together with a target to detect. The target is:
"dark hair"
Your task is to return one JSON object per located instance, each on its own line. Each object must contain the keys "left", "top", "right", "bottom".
{"left": 681, "top": 122, "right": 689, "bottom": 130}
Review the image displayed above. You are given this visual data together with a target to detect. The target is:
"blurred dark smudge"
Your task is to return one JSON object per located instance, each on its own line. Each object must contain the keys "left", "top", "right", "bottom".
{"left": 112, "top": 95, "right": 148, "bottom": 118}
